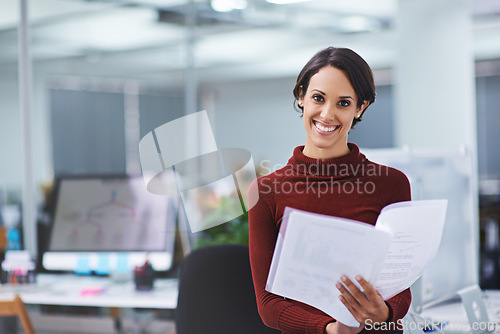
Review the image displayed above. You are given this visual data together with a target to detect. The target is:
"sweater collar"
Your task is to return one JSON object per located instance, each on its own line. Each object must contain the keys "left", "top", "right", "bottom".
{"left": 287, "top": 143, "right": 365, "bottom": 177}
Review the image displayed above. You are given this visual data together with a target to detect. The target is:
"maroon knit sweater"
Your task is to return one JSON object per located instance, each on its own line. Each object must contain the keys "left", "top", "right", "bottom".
{"left": 248, "top": 143, "right": 412, "bottom": 334}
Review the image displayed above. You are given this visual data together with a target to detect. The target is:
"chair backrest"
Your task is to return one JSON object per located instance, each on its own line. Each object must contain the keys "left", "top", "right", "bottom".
{"left": 0, "top": 294, "right": 35, "bottom": 334}
{"left": 175, "top": 244, "right": 280, "bottom": 334}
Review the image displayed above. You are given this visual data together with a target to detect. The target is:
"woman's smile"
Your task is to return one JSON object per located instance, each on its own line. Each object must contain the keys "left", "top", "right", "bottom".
{"left": 312, "top": 120, "right": 340, "bottom": 135}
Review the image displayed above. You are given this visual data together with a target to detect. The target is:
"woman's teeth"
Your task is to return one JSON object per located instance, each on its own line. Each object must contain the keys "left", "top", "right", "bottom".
{"left": 315, "top": 122, "right": 338, "bottom": 132}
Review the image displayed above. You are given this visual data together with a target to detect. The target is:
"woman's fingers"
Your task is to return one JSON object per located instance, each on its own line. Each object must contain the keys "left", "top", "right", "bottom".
{"left": 338, "top": 276, "right": 367, "bottom": 304}
{"left": 336, "top": 275, "right": 390, "bottom": 323}
{"left": 353, "top": 275, "right": 379, "bottom": 301}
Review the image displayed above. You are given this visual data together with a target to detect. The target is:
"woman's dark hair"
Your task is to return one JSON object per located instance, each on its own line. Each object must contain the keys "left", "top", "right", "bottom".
{"left": 293, "top": 47, "right": 376, "bottom": 127}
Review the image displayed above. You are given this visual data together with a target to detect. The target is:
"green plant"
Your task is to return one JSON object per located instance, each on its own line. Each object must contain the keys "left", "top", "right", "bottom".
{"left": 194, "top": 196, "right": 249, "bottom": 248}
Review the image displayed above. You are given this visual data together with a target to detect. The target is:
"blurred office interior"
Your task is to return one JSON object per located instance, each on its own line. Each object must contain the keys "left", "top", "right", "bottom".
{"left": 1, "top": 0, "right": 500, "bottom": 332}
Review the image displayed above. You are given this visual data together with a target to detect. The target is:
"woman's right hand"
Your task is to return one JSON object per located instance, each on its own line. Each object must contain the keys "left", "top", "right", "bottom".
{"left": 325, "top": 321, "right": 363, "bottom": 334}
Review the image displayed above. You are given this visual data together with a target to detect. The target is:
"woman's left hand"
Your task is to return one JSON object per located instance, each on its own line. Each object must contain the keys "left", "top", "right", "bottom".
{"left": 336, "top": 275, "right": 390, "bottom": 325}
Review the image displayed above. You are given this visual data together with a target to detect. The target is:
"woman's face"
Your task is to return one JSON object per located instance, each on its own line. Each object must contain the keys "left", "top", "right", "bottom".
{"left": 299, "top": 66, "right": 368, "bottom": 159}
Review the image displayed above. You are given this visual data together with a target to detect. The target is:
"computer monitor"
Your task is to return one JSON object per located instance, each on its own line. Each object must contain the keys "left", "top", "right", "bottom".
{"left": 43, "top": 174, "right": 177, "bottom": 272}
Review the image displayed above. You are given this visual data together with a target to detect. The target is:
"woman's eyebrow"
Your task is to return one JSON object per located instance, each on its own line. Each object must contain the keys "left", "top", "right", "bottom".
{"left": 312, "top": 89, "right": 326, "bottom": 95}
{"left": 339, "top": 96, "right": 354, "bottom": 100}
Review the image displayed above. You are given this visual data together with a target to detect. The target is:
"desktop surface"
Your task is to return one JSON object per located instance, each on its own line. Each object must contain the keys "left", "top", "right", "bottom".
{"left": 0, "top": 273, "right": 178, "bottom": 309}
{"left": 417, "top": 290, "right": 500, "bottom": 333}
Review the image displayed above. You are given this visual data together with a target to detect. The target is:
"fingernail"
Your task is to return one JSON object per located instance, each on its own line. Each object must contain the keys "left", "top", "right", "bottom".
{"left": 336, "top": 283, "right": 341, "bottom": 289}
{"left": 356, "top": 275, "right": 361, "bottom": 281}
{"left": 341, "top": 276, "right": 347, "bottom": 282}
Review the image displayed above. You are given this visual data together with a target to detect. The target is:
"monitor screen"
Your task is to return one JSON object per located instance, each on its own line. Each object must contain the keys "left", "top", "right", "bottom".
{"left": 43, "top": 174, "right": 177, "bottom": 272}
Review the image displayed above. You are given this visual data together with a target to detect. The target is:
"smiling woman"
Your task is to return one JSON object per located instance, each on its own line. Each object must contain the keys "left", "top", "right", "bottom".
{"left": 293, "top": 47, "right": 376, "bottom": 160}
{"left": 293, "top": 47, "right": 376, "bottom": 128}
{"left": 298, "top": 66, "right": 369, "bottom": 159}
{"left": 248, "top": 47, "right": 412, "bottom": 334}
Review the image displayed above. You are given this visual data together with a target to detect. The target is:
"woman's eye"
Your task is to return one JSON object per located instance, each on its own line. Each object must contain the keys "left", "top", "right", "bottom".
{"left": 312, "top": 94, "right": 324, "bottom": 102}
{"left": 338, "top": 100, "right": 350, "bottom": 107}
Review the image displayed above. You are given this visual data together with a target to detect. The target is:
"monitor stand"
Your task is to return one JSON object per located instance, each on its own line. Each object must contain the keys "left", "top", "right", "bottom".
{"left": 457, "top": 285, "right": 493, "bottom": 334}
{"left": 405, "top": 280, "right": 492, "bottom": 333}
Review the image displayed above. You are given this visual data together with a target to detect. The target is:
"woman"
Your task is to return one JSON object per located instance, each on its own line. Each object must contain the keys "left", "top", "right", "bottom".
{"left": 248, "top": 47, "right": 412, "bottom": 334}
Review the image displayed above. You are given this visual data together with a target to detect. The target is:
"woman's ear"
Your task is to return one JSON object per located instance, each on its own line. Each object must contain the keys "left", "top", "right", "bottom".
{"left": 356, "top": 100, "right": 369, "bottom": 118}
{"left": 298, "top": 86, "right": 304, "bottom": 107}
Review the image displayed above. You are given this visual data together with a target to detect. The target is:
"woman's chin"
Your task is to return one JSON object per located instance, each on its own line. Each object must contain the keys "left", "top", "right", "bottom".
{"left": 311, "top": 138, "right": 339, "bottom": 150}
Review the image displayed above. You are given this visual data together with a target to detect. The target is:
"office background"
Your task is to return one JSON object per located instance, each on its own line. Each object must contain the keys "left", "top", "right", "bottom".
{"left": 0, "top": 0, "right": 498, "bottom": 187}
{"left": 0, "top": 0, "right": 500, "bottom": 303}
{"left": 1, "top": 0, "right": 500, "bottom": 332}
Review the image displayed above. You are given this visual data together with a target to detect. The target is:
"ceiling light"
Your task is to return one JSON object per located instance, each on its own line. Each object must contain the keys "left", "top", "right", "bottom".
{"left": 266, "top": 0, "right": 311, "bottom": 4}
{"left": 211, "top": 0, "right": 248, "bottom": 12}
{"left": 339, "top": 15, "right": 381, "bottom": 33}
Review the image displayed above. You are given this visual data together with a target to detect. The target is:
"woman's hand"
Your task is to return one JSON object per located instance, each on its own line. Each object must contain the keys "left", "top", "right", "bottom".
{"left": 336, "top": 275, "right": 390, "bottom": 325}
{"left": 325, "top": 321, "right": 363, "bottom": 334}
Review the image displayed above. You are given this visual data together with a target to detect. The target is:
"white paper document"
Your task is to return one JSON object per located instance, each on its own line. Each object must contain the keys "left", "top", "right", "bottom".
{"left": 265, "top": 200, "right": 448, "bottom": 327}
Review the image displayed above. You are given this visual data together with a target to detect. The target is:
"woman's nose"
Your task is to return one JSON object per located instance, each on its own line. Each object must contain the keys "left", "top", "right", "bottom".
{"left": 319, "top": 104, "right": 336, "bottom": 121}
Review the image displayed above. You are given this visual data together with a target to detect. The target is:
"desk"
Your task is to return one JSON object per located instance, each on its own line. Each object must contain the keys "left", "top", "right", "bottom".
{"left": 0, "top": 274, "right": 179, "bottom": 334}
{"left": 0, "top": 274, "right": 178, "bottom": 309}
{"left": 416, "top": 290, "right": 500, "bottom": 333}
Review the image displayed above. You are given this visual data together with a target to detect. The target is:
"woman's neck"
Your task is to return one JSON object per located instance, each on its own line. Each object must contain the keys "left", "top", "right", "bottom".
{"left": 302, "top": 141, "right": 351, "bottom": 160}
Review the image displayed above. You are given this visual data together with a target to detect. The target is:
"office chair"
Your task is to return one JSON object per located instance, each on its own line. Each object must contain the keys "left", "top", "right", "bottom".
{"left": 0, "top": 294, "right": 35, "bottom": 334}
{"left": 175, "top": 244, "right": 280, "bottom": 334}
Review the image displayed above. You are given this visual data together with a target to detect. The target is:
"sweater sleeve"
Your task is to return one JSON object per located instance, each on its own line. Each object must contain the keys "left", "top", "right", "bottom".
{"left": 248, "top": 179, "right": 335, "bottom": 334}
{"left": 386, "top": 289, "right": 412, "bottom": 322}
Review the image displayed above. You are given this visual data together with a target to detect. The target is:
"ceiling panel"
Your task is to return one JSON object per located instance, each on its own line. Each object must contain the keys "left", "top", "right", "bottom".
{"left": 1, "top": 0, "right": 500, "bottom": 83}
{"left": 32, "top": 7, "right": 185, "bottom": 51}
{"left": 0, "top": 0, "right": 113, "bottom": 29}
{"left": 294, "top": 0, "right": 396, "bottom": 18}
